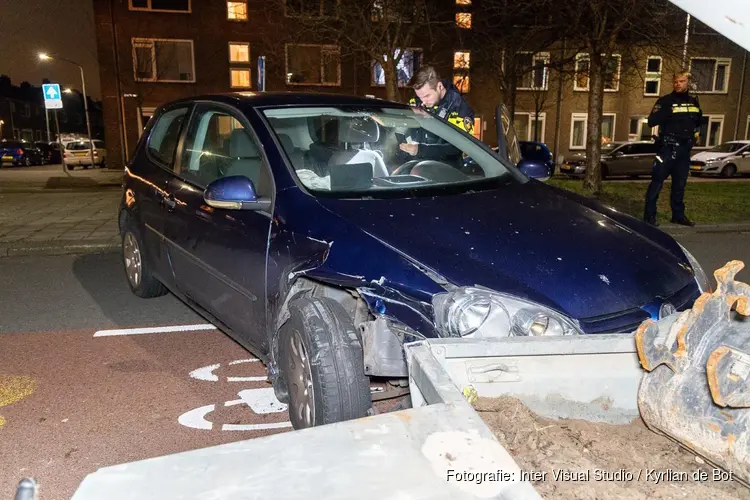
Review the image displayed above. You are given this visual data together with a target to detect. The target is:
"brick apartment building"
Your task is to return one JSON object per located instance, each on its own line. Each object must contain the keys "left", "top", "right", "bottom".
{"left": 93, "top": 0, "right": 750, "bottom": 167}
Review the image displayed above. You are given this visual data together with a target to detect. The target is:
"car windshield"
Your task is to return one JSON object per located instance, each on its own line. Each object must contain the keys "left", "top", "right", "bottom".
{"left": 260, "top": 105, "right": 523, "bottom": 197}
{"left": 709, "top": 142, "right": 747, "bottom": 153}
{"left": 1, "top": 141, "right": 24, "bottom": 149}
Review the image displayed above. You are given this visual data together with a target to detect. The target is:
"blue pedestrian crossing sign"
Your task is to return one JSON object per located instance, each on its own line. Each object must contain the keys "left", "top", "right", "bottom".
{"left": 42, "top": 83, "right": 63, "bottom": 109}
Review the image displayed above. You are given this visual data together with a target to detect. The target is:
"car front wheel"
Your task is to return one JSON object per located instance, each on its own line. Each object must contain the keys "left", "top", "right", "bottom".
{"left": 279, "top": 297, "right": 372, "bottom": 430}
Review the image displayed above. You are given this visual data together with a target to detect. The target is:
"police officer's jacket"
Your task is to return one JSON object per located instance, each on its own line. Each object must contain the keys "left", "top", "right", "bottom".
{"left": 648, "top": 91, "right": 702, "bottom": 141}
{"left": 407, "top": 80, "right": 475, "bottom": 161}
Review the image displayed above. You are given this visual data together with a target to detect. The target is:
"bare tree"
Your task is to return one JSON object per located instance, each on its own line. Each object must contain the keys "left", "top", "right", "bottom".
{"left": 258, "top": 0, "right": 454, "bottom": 102}
{"left": 552, "top": 0, "right": 685, "bottom": 195}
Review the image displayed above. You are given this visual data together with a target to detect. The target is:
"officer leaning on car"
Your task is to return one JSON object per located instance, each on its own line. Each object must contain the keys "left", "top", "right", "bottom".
{"left": 643, "top": 71, "right": 702, "bottom": 227}
{"left": 398, "top": 65, "right": 475, "bottom": 165}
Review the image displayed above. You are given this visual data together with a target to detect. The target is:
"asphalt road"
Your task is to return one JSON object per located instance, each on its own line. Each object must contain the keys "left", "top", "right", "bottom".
{"left": 1, "top": 233, "right": 749, "bottom": 499}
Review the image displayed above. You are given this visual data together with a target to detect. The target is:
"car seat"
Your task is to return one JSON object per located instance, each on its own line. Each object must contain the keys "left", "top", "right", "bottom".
{"left": 225, "top": 128, "right": 268, "bottom": 195}
{"left": 327, "top": 118, "right": 388, "bottom": 178}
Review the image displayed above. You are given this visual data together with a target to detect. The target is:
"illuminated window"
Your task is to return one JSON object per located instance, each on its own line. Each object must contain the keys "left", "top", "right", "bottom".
{"left": 453, "top": 51, "right": 470, "bottom": 69}
{"left": 453, "top": 72, "right": 470, "bottom": 93}
{"left": 456, "top": 0, "right": 471, "bottom": 4}
{"left": 456, "top": 13, "right": 472, "bottom": 29}
{"left": 229, "top": 43, "right": 250, "bottom": 63}
{"left": 231, "top": 69, "right": 251, "bottom": 88}
{"left": 228, "top": 1, "right": 248, "bottom": 20}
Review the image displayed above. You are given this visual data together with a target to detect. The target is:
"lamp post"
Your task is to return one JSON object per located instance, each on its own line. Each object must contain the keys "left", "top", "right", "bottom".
{"left": 38, "top": 53, "right": 95, "bottom": 168}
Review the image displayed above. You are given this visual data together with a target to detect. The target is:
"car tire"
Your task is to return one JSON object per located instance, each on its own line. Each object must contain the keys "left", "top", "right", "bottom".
{"left": 279, "top": 297, "right": 372, "bottom": 430}
{"left": 721, "top": 164, "right": 737, "bottom": 178}
{"left": 121, "top": 217, "right": 168, "bottom": 298}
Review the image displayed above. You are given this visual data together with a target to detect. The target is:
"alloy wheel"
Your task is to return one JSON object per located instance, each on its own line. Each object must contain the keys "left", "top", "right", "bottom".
{"left": 285, "top": 329, "right": 315, "bottom": 428}
{"left": 123, "top": 232, "right": 142, "bottom": 289}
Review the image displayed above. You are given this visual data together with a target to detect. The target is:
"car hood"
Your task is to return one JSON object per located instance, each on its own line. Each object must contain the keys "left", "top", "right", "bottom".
{"left": 691, "top": 151, "right": 732, "bottom": 161}
{"left": 316, "top": 181, "right": 694, "bottom": 320}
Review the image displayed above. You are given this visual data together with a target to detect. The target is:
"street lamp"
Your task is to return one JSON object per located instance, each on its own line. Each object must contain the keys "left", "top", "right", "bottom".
{"left": 38, "top": 52, "right": 95, "bottom": 167}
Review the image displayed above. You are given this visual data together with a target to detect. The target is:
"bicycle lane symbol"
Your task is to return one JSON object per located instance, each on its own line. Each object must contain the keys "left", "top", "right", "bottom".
{"left": 178, "top": 358, "right": 293, "bottom": 432}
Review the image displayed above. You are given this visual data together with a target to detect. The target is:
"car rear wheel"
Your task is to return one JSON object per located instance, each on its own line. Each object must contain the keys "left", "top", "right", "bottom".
{"left": 121, "top": 217, "right": 168, "bottom": 298}
{"left": 279, "top": 297, "right": 372, "bottom": 430}
{"left": 721, "top": 164, "right": 737, "bottom": 178}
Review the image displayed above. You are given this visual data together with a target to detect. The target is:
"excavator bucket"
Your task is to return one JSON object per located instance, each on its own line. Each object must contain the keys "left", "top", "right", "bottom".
{"left": 636, "top": 260, "right": 750, "bottom": 485}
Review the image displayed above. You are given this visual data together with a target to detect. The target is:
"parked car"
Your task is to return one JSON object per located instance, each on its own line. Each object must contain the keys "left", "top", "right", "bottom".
{"left": 560, "top": 141, "right": 659, "bottom": 178}
{"left": 119, "top": 93, "right": 710, "bottom": 430}
{"left": 63, "top": 139, "right": 107, "bottom": 169}
{"left": 690, "top": 141, "right": 750, "bottom": 178}
{"left": 33, "top": 141, "right": 62, "bottom": 164}
{"left": 518, "top": 141, "right": 555, "bottom": 180}
{"left": 0, "top": 140, "right": 44, "bottom": 167}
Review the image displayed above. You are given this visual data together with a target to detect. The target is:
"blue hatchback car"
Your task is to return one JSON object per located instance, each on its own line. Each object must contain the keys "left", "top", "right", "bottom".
{"left": 120, "top": 92, "right": 710, "bottom": 430}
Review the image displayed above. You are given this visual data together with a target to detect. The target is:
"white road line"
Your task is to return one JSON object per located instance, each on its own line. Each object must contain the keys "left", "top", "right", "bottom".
{"left": 93, "top": 323, "right": 217, "bottom": 337}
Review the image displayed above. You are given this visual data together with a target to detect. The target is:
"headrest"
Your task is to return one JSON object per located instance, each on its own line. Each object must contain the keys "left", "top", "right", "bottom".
{"left": 277, "top": 133, "right": 295, "bottom": 152}
{"left": 229, "top": 129, "right": 260, "bottom": 158}
{"left": 338, "top": 117, "right": 380, "bottom": 144}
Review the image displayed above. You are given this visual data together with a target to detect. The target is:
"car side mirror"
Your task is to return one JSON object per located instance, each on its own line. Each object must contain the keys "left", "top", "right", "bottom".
{"left": 743, "top": 152, "right": 750, "bottom": 158}
{"left": 204, "top": 175, "right": 271, "bottom": 212}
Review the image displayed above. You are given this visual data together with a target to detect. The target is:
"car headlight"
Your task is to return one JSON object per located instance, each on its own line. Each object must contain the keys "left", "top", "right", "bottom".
{"left": 677, "top": 243, "right": 712, "bottom": 293}
{"left": 432, "top": 287, "right": 583, "bottom": 338}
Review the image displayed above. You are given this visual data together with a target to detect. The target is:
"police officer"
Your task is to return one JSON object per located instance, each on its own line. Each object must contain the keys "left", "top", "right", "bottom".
{"left": 399, "top": 66, "right": 475, "bottom": 164}
{"left": 643, "top": 71, "right": 702, "bottom": 227}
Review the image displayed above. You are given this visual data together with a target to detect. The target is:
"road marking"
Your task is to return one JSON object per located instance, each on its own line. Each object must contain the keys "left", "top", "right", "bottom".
{"left": 189, "top": 359, "right": 265, "bottom": 382}
{"left": 177, "top": 388, "right": 292, "bottom": 431}
{"left": 93, "top": 324, "right": 217, "bottom": 337}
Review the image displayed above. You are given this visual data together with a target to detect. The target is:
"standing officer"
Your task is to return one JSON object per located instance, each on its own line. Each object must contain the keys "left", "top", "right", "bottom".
{"left": 643, "top": 71, "right": 702, "bottom": 227}
{"left": 398, "top": 66, "right": 475, "bottom": 163}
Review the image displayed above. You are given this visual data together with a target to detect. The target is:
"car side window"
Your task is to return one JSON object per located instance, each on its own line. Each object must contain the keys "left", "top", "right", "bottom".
{"left": 147, "top": 106, "right": 189, "bottom": 170}
{"left": 179, "top": 105, "right": 271, "bottom": 196}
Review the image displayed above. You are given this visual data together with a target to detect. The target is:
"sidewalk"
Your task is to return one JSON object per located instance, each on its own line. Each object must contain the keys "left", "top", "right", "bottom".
{"left": 0, "top": 190, "right": 121, "bottom": 257}
{"left": 0, "top": 165, "right": 123, "bottom": 193}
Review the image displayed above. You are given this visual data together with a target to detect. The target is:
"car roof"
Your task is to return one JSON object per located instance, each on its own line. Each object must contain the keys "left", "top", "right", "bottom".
{"left": 160, "top": 92, "right": 407, "bottom": 111}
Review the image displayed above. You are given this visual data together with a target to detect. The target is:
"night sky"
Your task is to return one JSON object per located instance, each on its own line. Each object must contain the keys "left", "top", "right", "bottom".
{"left": 0, "top": 0, "right": 102, "bottom": 99}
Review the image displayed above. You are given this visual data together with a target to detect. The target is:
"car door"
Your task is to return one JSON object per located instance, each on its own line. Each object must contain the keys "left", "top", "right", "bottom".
{"left": 637, "top": 143, "right": 659, "bottom": 174}
{"left": 132, "top": 104, "right": 192, "bottom": 288}
{"left": 736, "top": 144, "right": 750, "bottom": 174}
{"left": 608, "top": 145, "right": 632, "bottom": 176}
{"left": 162, "top": 102, "right": 273, "bottom": 352}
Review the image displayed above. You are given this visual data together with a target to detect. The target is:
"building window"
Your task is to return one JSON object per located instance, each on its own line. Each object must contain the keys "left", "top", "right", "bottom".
{"left": 22, "top": 104, "right": 31, "bottom": 117}
{"left": 695, "top": 115, "right": 724, "bottom": 148}
{"left": 227, "top": 1, "right": 248, "bottom": 20}
{"left": 456, "top": 13, "right": 472, "bottom": 29}
{"left": 628, "top": 117, "right": 653, "bottom": 141}
{"left": 9, "top": 102, "right": 15, "bottom": 113}
{"left": 471, "top": 117, "right": 482, "bottom": 140}
{"left": 644, "top": 56, "right": 662, "bottom": 96}
{"left": 21, "top": 129, "right": 33, "bottom": 142}
{"left": 690, "top": 57, "right": 731, "bottom": 93}
{"left": 570, "top": 112, "right": 616, "bottom": 149}
{"left": 372, "top": 48, "right": 422, "bottom": 87}
{"left": 132, "top": 38, "right": 195, "bottom": 83}
{"left": 229, "top": 42, "right": 250, "bottom": 63}
{"left": 514, "top": 112, "right": 546, "bottom": 143}
{"left": 574, "top": 53, "right": 621, "bottom": 92}
{"left": 452, "top": 50, "right": 470, "bottom": 93}
{"left": 456, "top": 0, "right": 471, "bottom": 4}
{"left": 36, "top": 130, "right": 43, "bottom": 141}
{"left": 230, "top": 69, "right": 251, "bottom": 88}
{"left": 517, "top": 52, "right": 549, "bottom": 91}
{"left": 286, "top": 44, "right": 341, "bottom": 86}
{"left": 12, "top": 128, "right": 19, "bottom": 140}
{"left": 129, "top": 0, "right": 190, "bottom": 12}
{"left": 285, "top": 0, "right": 339, "bottom": 17}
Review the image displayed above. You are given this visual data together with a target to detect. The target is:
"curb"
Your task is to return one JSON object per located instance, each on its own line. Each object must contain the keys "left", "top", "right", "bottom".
{"left": 0, "top": 241, "right": 120, "bottom": 258}
{"left": 661, "top": 223, "right": 750, "bottom": 236}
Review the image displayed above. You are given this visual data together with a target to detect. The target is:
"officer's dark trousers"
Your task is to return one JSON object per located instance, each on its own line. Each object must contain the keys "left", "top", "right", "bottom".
{"left": 644, "top": 139, "right": 693, "bottom": 222}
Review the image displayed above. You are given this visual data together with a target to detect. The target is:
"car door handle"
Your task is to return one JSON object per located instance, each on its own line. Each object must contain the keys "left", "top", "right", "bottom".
{"left": 161, "top": 194, "right": 176, "bottom": 210}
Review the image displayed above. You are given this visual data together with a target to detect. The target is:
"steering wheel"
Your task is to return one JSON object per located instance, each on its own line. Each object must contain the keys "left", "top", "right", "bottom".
{"left": 392, "top": 160, "right": 422, "bottom": 176}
